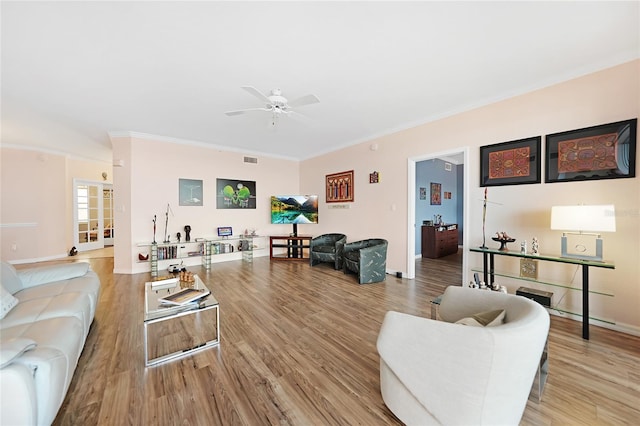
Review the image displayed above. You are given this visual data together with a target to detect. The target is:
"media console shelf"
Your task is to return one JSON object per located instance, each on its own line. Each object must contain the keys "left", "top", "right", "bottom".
{"left": 139, "top": 235, "right": 265, "bottom": 277}
{"left": 270, "top": 235, "right": 312, "bottom": 261}
{"left": 470, "top": 247, "right": 614, "bottom": 340}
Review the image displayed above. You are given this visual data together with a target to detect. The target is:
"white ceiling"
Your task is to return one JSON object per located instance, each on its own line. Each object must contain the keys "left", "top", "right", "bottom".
{"left": 2, "top": 1, "right": 638, "bottom": 163}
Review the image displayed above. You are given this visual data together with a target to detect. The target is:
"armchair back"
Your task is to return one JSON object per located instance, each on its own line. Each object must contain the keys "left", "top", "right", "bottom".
{"left": 309, "top": 233, "right": 347, "bottom": 269}
{"left": 342, "top": 239, "right": 388, "bottom": 284}
{"left": 377, "top": 286, "right": 550, "bottom": 425}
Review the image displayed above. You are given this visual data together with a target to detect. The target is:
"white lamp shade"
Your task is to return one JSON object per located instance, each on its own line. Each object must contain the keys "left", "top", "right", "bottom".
{"left": 551, "top": 205, "right": 616, "bottom": 233}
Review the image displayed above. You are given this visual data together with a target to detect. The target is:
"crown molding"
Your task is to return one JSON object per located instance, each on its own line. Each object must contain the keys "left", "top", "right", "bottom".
{"left": 107, "top": 131, "right": 299, "bottom": 162}
{"left": 0, "top": 143, "right": 112, "bottom": 165}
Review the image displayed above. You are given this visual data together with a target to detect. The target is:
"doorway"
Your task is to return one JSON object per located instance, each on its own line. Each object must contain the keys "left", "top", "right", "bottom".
{"left": 73, "top": 179, "right": 114, "bottom": 252}
{"left": 407, "top": 148, "right": 469, "bottom": 285}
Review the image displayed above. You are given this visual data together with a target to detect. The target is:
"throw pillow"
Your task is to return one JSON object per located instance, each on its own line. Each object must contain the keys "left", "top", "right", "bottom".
{"left": 455, "top": 309, "right": 505, "bottom": 327}
{"left": 1, "top": 261, "right": 23, "bottom": 294}
{"left": 1, "top": 283, "right": 19, "bottom": 319}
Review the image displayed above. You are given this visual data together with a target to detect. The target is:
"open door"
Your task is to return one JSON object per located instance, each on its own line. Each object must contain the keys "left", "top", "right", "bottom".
{"left": 407, "top": 148, "right": 469, "bottom": 284}
{"left": 103, "top": 186, "right": 114, "bottom": 246}
{"left": 73, "top": 180, "right": 113, "bottom": 251}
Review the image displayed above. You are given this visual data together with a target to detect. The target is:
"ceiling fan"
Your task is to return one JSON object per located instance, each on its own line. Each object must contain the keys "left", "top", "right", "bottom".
{"left": 225, "top": 86, "right": 319, "bottom": 125}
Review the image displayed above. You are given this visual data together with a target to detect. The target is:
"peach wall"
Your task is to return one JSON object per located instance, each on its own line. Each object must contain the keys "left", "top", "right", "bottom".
{"left": 301, "top": 60, "right": 640, "bottom": 334}
{"left": 2, "top": 60, "right": 638, "bottom": 335}
{"left": 111, "top": 135, "right": 301, "bottom": 274}
{"left": 0, "top": 148, "right": 109, "bottom": 263}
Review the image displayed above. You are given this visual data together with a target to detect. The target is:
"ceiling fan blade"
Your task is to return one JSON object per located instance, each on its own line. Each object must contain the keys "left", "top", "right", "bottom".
{"left": 288, "top": 110, "right": 314, "bottom": 125}
{"left": 241, "top": 86, "right": 271, "bottom": 104}
{"left": 225, "top": 107, "right": 271, "bottom": 116}
{"left": 288, "top": 94, "right": 320, "bottom": 108}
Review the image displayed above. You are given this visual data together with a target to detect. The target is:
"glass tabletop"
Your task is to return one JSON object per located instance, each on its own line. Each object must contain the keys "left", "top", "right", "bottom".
{"left": 144, "top": 274, "right": 218, "bottom": 322}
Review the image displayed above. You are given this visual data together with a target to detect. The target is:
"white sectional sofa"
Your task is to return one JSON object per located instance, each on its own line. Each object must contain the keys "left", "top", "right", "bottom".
{"left": 1, "top": 260, "right": 101, "bottom": 426}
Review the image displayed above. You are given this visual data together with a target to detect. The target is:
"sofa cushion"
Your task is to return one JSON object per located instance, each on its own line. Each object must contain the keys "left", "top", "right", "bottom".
{"left": 1, "top": 316, "right": 85, "bottom": 380}
{"left": 1, "top": 261, "right": 23, "bottom": 295}
{"left": 1, "top": 284, "right": 19, "bottom": 319}
{"left": 0, "top": 337, "right": 36, "bottom": 368}
{"left": 455, "top": 309, "right": 505, "bottom": 327}
{"left": 3, "top": 291, "right": 93, "bottom": 335}
{"left": 15, "top": 271, "right": 100, "bottom": 321}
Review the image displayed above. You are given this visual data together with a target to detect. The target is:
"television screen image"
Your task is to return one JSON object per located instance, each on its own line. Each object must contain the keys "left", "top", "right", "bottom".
{"left": 271, "top": 195, "right": 319, "bottom": 224}
{"left": 217, "top": 227, "right": 232, "bottom": 237}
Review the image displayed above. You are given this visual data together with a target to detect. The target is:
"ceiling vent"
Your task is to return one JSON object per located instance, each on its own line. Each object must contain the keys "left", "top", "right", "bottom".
{"left": 244, "top": 156, "right": 258, "bottom": 164}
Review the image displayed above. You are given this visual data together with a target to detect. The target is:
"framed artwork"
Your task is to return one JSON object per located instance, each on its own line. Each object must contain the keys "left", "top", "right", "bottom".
{"left": 519, "top": 258, "right": 538, "bottom": 279}
{"left": 480, "top": 137, "right": 541, "bottom": 187}
{"left": 216, "top": 178, "right": 256, "bottom": 209}
{"left": 179, "top": 179, "right": 203, "bottom": 206}
{"left": 326, "top": 170, "right": 354, "bottom": 202}
{"left": 419, "top": 187, "right": 426, "bottom": 200}
{"left": 369, "top": 171, "right": 380, "bottom": 184}
{"left": 430, "top": 182, "right": 441, "bottom": 205}
{"left": 545, "top": 119, "right": 637, "bottom": 183}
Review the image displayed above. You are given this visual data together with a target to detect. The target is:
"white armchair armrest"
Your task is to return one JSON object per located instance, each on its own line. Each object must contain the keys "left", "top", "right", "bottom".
{"left": 377, "top": 311, "right": 495, "bottom": 424}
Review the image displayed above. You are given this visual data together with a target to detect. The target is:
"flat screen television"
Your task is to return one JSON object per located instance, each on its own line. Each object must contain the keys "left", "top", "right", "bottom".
{"left": 271, "top": 195, "right": 318, "bottom": 235}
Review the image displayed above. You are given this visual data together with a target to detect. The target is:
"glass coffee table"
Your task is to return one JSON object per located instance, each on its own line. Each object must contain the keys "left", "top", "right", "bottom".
{"left": 144, "top": 274, "right": 219, "bottom": 366}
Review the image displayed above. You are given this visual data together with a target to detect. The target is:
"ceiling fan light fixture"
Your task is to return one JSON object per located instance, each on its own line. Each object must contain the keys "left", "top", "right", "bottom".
{"left": 225, "top": 86, "right": 319, "bottom": 122}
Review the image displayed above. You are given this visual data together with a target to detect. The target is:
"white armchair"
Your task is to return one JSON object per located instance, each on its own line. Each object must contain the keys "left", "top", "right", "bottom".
{"left": 377, "top": 286, "right": 549, "bottom": 425}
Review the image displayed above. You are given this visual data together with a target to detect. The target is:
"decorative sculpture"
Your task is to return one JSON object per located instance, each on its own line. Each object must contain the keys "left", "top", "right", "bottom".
{"left": 531, "top": 237, "right": 539, "bottom": 255}
{"left": 152, "top": 215, "right": 157, "bottom": 244}
{"left": 184, "top": 225, "right": 191, "bottom": 242}
{"left": 163, "top": 204, "right": 171, "bottom": 243}
{"left": 481, "top": 188, "right": 488, "bottom": 248}
{"left": 492, "top": 231, "right": 516, "bottom": 251}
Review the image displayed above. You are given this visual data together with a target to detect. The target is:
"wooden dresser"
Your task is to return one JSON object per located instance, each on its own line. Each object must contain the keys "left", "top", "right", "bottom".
{"left": 422, "top": 224, "right": 458, "bottom": 258}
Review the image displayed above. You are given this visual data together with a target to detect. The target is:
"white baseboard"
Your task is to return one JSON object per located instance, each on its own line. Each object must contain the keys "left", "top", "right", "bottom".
{"left": 8, "top": 253, "right": 68, "bottom": 264}
{"left": 548, "top": 309, "right": 640, "bottom": 337}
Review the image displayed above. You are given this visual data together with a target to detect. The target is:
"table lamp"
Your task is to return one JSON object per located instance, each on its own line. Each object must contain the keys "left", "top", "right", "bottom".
{"left": 550, "top": 205, "right": 615, "bottom": 261}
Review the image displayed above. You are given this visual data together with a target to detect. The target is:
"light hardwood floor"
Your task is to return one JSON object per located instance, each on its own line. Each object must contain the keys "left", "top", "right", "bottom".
{"left": 23, "top": 252, "right": 639, "bottom": 425}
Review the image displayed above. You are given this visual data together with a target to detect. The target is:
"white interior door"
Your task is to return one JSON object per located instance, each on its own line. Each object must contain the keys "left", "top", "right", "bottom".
{"left": 103, "top": 185, "right": 114, "bottom": 246}
{"left": 73, "top": 180, "right": 103, "bottom": 252}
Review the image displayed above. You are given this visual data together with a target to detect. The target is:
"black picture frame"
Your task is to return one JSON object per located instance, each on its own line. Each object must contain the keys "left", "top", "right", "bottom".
{"left": 480, "top": 136, "right": 541, "bottom": 187}
{"left": 216, "top": 178, "right": 257, "bottom": 209}
{"left": 545, "top": 119, "right": 637, "bottom": 183}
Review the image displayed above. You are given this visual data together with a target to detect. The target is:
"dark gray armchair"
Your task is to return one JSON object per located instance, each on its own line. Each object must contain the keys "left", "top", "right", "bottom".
{"left": 342, "top": 238, "right": 388, "bottom": 284}
{"left": 310, "top": 233, "right": 347, "bottom": 269}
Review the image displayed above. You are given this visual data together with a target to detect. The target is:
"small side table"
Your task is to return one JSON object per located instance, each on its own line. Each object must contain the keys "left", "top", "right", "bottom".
{"left": 529, "top": 338, "right": 549, "bottom": 403}
{"left": 430, "top": 295, "right": 443, "bottom": 320}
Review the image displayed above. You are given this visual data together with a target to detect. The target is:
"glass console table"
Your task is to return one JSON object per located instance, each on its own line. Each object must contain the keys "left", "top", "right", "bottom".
{"left": 470, "top": 247, "right": 614, "bottom": 340}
